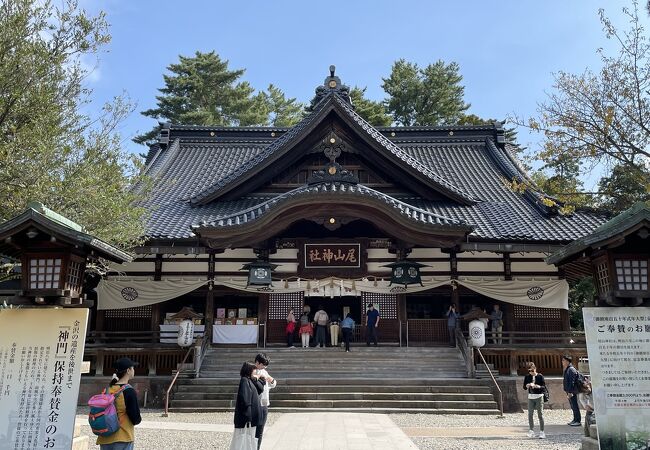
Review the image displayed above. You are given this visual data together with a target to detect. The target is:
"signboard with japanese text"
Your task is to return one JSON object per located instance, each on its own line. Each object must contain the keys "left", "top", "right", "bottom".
{"left": 583, "top": 307, "right": 650, "bottom": 450}
{"left": 0, "top": 308, "right": 89, "bottom": 450}
{"left": 304, "top": 243, "right": 361, "bottom": 269}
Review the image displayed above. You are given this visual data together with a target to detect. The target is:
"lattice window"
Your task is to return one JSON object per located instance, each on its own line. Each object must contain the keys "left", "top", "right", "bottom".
{"left": 513, "top": 304, "right": 561, "bottom": 319}
{"left": 29, "top": 258, "right": 61, "bottom": 289}
{"left": 268, "top": 292, "right": 304, "bottom": 320}
{"left": 595, "top": 261, "right": 610, "bottom": 294}
{"left": 104, "top": 305, "right": 152, "bottom": 331}
{"left": 362, "top": 293, "right": 397, "bottom": 319}
{"left": 105, "top": 306, "right": 152, "bottom": 319}
{"left": 615, "top": 260, "right": 648, "bottom": 291}
{"left": 66, "top": 260, "right": 83, "bottom": 290}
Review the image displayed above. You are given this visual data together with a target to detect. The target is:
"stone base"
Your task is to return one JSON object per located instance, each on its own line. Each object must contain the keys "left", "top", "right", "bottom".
{"left": 72, "top": 424, "right": 89, "bottom": 450}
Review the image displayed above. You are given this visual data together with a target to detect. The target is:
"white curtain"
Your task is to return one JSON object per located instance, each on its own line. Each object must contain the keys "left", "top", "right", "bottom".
{"left": 457, "top": 278, "right": 569, "bottom": 310}
{"left": 96, "top": 278, "right": 207, "bottom": 310}
{"left": 96, "top": 276, "right": 568, "bottom": 310}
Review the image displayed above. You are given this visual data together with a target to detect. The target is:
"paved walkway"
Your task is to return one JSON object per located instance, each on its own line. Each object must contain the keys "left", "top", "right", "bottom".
{"left": 261, "top": 413, "right": 419, "bottom": 450}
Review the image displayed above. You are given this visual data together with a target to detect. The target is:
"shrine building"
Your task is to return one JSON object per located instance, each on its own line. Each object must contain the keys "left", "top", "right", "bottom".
{"left": 93, "top": 68, "right": 607, "bottom": 377}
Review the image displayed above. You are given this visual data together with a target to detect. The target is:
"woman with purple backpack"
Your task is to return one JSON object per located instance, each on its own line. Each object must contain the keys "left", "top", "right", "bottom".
{"left": 96, "top": 357, "right": 142, "bottom": 449}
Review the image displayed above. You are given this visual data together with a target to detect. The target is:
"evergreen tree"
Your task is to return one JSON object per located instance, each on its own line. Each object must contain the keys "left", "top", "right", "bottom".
{"left": 261, "top": 84, "right": 304, "bottom": 127}
{"left": 134, "top": 51, "right": 269, "bottom": 144}
{"left": 350, "top": 87, "right": 392, "bottom": 127}
{"left": 382, "top": 59, "right": 470, "bottom": 126}
{"left": 0, "top": 0, "right": 146, "bottom": 248}
{"left": 597, "top": 164, "right": 650, "bottom": 213}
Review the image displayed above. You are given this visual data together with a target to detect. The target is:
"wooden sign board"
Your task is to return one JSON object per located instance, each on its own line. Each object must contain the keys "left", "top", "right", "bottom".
{"left": 304, "top": 243, "right": 361, "bottom": 268}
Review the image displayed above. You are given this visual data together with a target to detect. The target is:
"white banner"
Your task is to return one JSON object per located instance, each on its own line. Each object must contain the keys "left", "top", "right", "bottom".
{"left": 457, "top": 279, "right": 569, "bottom": 310}
{"left": 0, "top": 308, "right": 89, "bottom": 450}
{"left": 96, "top": 278, "right": 207, "bottom": 310}
{"left": 583, "top": 307, "right": 650, "bottom": 449}
{"left": 96, "top": 277, "right": 568, "bottom": 310}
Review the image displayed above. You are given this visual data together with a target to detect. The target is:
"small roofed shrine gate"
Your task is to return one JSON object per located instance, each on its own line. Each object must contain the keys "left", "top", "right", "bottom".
{"left": 94, "top": 67, "right": 607, "bottom": 375}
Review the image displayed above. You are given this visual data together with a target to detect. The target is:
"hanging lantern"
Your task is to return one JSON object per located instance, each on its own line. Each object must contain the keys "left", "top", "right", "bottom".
{"left": 177, "top": 319, "right": 195, "bottom": 347}
{"left": 469, "top": 319, "right": 486, "bottom": 348}
{"left": 383, "top": 260, "right": 426, "bottom": 287}
{"left": 241, "top": 260, "right": 278, "bottom": 286}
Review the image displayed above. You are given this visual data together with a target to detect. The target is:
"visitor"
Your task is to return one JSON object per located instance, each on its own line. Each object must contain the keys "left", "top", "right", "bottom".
{"left": 298, "top": 310, "right": 312, "bottom": 348}
{"left": 340, "top": 313, "right": 355, "bottom": 352}
{"left": 253, "top": 353, "right": 276, "bottom": 450}
{"left": 523, "top": 361, "right": 546, "bottom": 439}
{"left": 365, "top": 304, "right": 380, "bottom": 346}
{"left": 446, "top": 304, "right": 460, "bottom": 347}
{"left": 231, "top": 362, "right": 264, "bottom": 448}
{"left": 96, "top": 357, "right": 142, "bottom": 450}
{"left": 286, "top": 308, "right": 296, "bottom": 348}
{"left": 578, "top": 376, "right": 594, "bottom": 432}
{"left": 490, "top": 304, "right": 503, "bottom": 344}
{"left": 562, "top": 355, "right": 582, "bottom": 426}
{"left": 313, "top": 305, "right": 329, "bottom": 348}
{"left": 329, "top": 312, "right": 340, "bottom": 347}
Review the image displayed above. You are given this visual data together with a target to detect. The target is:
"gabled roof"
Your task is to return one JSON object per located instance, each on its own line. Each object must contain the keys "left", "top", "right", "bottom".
{"left": 189, "top": 91, "right": 479, "bottom": 206}
{"left": 547, "top": 202, "right": 650, "bottom": 265}
{"left": 0, "top": 204, "right": 132, "bottom": 263}
{"left": 139, "top": 70, "right": 609, "bottom": 244}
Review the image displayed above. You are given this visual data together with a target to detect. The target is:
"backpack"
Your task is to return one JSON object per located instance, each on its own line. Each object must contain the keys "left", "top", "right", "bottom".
{"left": 574, "top": 372, "right": 590, "bottom": 394}
{"left": 88, "top": 384, "right": 130, "bottom": 436}
{"left": 300, "top": 314, "right": 309, "bottom": 325}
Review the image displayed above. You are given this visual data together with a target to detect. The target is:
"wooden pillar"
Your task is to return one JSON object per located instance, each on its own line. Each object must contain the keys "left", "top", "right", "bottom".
{"left": 95, "top": 309, "right": 105, "bottom": 331}
{"left": 503, "top": 253, "right": 512, "bottom": 280}
{"left": 154, "top": 254, "right": 163, "bottom": 281}
{"left": 258, "top": 293, "right": 269, "bottom": 347}
{"left": 151, "top": 304, "right": 161, "bottom": 343}
{"left": 205, "top": 289, "right": 215, "bottom": 344}
{"left": 397, "top": 293, "right": 407, "bottom": 345}
{"left": 205, "top": 252, "right": 216, "bottom": 344}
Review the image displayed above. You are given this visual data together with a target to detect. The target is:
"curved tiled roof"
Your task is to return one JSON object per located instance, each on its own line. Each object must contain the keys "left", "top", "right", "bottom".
{"left": 189, "top": 91, "right": 478, "bottom": 205}
{"left": 192, "top": 182, "right": 471, "bottom": 231}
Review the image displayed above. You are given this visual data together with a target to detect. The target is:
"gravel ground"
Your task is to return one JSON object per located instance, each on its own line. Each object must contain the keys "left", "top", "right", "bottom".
{"left": 77, "top": 408, "right": 583, "bottom": 450}
{"left": 389, "top": 409, "right": 577, "bottom": 427}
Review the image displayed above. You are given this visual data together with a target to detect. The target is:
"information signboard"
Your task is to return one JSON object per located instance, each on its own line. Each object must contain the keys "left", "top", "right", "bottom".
{"left": 0, "top": 308, "right": 89, "bottom": 450}
{"left": 583, "top": 307, "right": 650, "bottom": 450}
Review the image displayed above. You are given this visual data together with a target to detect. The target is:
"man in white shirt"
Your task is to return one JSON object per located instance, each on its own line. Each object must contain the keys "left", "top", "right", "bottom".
{"left": 253, "top": 353, "right": 276, "bottom": 449}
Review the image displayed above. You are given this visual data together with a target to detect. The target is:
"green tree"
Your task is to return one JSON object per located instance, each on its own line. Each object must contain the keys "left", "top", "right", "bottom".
{"left": 260, "top": 84, "right": 304, "bottom": 127}
{"left": 597, "top": 163, "right": 650, "bottom": 213}
{"left": 350, "top": 86, "right": 392, "bottom": 127}
{"left": 520, "top": 3, "right": 650, "bottom": 180}
{"left": 0, "top": 0, "right": 147, "bottom": 248}
{"left": 382, "top": 59, "right": 470, "bottom": 126}
{"left": 568, "top": 277, "right": 596, "bottom": 330}
{"left": 134, "top": 51, "right": 269, "bottom": 144}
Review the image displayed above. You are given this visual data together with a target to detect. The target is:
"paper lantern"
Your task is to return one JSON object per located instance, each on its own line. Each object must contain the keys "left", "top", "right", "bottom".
{"left": 469, "top": 319, "right": 486, "bottom": 348}
{"left": 177, "top": 319, "right": 195, "bottom": 347}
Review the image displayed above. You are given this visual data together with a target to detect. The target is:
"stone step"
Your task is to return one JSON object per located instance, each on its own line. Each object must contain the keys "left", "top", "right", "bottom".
{"left": 581, "top": 436, "right": 599, "bottom": 450}
{"left": 589, "top": 424, "right": 598, "bottom": 440}
{"left": 172, "top": 392, "right": 495, "bottom": 401}
{"left": 168, "top": 406, "right": 500, "bottom": 415}
{"left": 177, "top": 377, "right": 485, "bottom": 386}
{"left": 174, "top": 384, "right": 492, "bottom": 394}
{"left": 170, "top": 399, "right": 498, "bottom": 409}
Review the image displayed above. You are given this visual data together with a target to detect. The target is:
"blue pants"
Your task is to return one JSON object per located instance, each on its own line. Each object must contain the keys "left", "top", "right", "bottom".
{"left": 342, "top": 327, "right": 352, "bottom": 351}
{"left": 569, "top": 393, "right": 581, "bottom": 423}
{"left": 316, "top": 325, "right": 327, "bottom": 347}
{"left": 366, "top": 325, "right": 378, "bottom": 345}
{"left": 100, "top": 443, "right": 134, "bottom": 450}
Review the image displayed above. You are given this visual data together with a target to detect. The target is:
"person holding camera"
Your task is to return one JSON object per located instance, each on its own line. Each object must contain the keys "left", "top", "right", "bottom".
{"left": 446, "top": 304, "right": 460, "bottom": 347}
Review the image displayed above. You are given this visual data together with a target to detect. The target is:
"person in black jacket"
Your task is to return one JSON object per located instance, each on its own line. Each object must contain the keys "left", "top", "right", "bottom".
{"left": 523, "top": 361, "right": 546, "bottom": 439}
{"left": 562, "top": 355, "right": 581, "bottom": 426}
{"left": 234, "top": 362, "right": 264, "bottom": 429}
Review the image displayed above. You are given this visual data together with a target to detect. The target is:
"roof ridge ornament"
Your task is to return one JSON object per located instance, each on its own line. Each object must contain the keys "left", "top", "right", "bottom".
{"left": 308, "top": 65, "right": 351, "bottom": 110}
{"left": 307, "top": 130, "right": 358, "bottom": 185}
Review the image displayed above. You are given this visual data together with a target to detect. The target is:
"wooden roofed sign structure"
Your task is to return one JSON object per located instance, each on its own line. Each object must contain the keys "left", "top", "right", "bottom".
{"left": 0, "top": 202, "right": 131, "bottom": 306}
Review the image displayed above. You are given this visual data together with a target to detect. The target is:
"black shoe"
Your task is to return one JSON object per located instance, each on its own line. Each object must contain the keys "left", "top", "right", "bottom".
{"left": 366, "top": 343, "right": 370, "bottom": 346}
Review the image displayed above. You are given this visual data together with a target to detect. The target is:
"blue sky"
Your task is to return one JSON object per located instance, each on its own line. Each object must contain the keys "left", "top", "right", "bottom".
{"left": 84, "top": 1, "right": 631, "bottom": 186}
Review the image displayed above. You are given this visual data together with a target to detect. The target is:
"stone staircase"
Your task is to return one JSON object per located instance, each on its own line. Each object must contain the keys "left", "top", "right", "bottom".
{"left": 169, "top": 347, "right": 500, "bottom": 414}
{"left": 581, "top": 422, "right": 598, "bottom": 450}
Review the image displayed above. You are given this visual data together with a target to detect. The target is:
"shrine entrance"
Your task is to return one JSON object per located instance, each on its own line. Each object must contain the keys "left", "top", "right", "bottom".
{"left": 265, "top": 291, "right": 400, "bottom": 346}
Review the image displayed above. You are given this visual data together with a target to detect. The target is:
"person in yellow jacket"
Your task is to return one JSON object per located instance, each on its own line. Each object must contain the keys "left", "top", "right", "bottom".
{"left": 97, "top": 357, "right": 142, "bottom": 449}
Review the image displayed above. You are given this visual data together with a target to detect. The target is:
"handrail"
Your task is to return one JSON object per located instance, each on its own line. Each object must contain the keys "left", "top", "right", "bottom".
{"left": 399, "top": 321, "right": 402, "bottom": 348}
{"left": 162, "top": 345, "right": 195, "bottom": 417}
{"left": 406, "top": 320, "right": 409, "bottom": 347}
{"left": 475, "top": 346, "right": 504, "bottom": 418}
{"left": 455, "top": 327, "right": 475, "bottom": 379}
